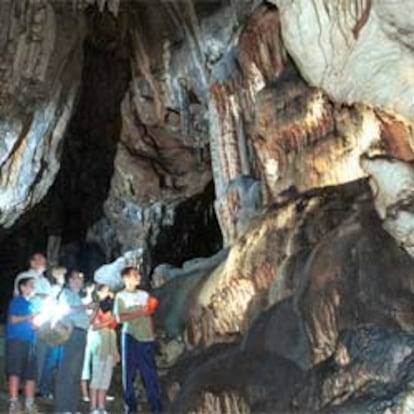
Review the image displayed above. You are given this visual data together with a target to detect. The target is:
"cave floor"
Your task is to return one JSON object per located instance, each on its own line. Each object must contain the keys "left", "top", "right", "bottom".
{"left": 0, "top": 364, "right": 151, "bottom": 413}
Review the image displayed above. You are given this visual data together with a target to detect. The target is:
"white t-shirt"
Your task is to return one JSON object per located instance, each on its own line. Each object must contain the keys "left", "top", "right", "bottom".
{"left": 115, "top": 290, "right": 149, "bottom": 309}
{"left": 14, "top": 269, "right": 52, "bottom": 312}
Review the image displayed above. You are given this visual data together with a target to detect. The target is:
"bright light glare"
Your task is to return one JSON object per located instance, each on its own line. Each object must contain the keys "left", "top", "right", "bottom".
{"left": 33, "top": 299, "right": 71, "bottom": 328}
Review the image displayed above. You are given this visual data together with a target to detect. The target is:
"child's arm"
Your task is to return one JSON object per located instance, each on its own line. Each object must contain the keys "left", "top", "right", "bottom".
{"left": 88, "top": 306, "right": 99, "bottom": 323}
{"left": 9, "top": 313, "right": 37, "bottom": 324}
{"left": 116, "top": 307, "right": 147, "bottom": 323}
{"left": 117, "top": 297, "right": 159, "bottom": 321}
{"left": 143, "top": 296, "right": 159, "bottom": 316}
{"left": 115, "top": 343, "right": 121, "bottom": 363}
{"left": 69, "top": 302, "right": 96, "bottom": 314}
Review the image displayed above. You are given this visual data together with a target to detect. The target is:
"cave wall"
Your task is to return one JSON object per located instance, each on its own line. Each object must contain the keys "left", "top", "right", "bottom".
{"left": 95, "top": 0, "right": 414, "bottom": 256}
{"left": 4, "top": 0, "right": 413, "bottom": 263}
{"left": 1, "top": 1, "right": 414, "bottom": 412}
{"left": 88, "top": 1, "right": 255, "bottom": 261}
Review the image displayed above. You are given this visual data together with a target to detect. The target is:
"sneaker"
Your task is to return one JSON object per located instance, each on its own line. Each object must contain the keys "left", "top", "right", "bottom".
{"left": 99, "top": 409, "right": 109, "bottom": 414}
{"left": 106, "top": 395, "right": 115, "bottom": 402}
{"left": 8, "top": 400, "right": 22, "bottom": 414}
{"left": 25, "top": 403, "right": 39, "bottom": 414}
{"left": 90, "top": 409, "right": 100, "bottom": 414}
{"left": 39, "top": 392, "right": 53, "bottom": 400}
{"left": 82, "top": 396, "right": 91, "bottom": 403}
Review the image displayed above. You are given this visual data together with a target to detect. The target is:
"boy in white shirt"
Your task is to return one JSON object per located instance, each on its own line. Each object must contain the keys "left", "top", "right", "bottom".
{"left": 114, "top": 266, "right": 162, "bottom": 414}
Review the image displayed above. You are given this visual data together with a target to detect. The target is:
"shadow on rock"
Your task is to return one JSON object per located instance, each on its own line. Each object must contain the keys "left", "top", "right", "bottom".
{"left": 289, "top": 324, "right": 414, "bottom": 414}
{"left": 168, "top": 344, "right": 304, "bottom": 413}
{"left": 242, "top": 297, "right": 312, "bottom": 371}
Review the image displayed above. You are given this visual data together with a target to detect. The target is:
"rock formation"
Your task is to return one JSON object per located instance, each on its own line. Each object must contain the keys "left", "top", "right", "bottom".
{"left": 273, "top": 0, "right": 414, "bottom": 122}
{"left": 361, "top": 154, "right": 414, "bottom": 258}
{"left": 0, "top": 0, "right": 84, "bottom": 227}
{"left": 1, "top": 1, "right": 414, "bottom": 413}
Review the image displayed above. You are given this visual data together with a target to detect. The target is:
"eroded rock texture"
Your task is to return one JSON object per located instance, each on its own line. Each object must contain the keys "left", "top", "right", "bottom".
{"left": 162, "top": 181, "right": 414, "bottom": 413}
{"left": 273, "top": 0, "right": 414, "bottom": 122}
{"left": 92, "top": 1, "right": 236, "bottom": 260}
{"left": 0, "top": 1, "right": 84, "bottom": 227}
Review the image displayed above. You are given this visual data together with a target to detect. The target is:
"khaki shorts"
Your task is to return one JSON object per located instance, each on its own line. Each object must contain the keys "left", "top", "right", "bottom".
{"left": 90, "top": 355, "right": 114, "bottom": 390}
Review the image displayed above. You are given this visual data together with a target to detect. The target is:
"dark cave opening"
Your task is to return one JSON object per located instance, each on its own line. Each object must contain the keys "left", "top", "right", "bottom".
{"left": 150, "top": 180, "right": 223, "bottom": 270}
{"left": 0, "top": 7, "right": 131, "bottom": 314}
{"left": 49, "top": 7, "right": 131, "bottom": 244}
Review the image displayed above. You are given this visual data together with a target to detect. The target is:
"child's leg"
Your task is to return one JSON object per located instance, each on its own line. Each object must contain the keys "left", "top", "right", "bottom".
{"left": 92, "top": 355, "right": 114, "bottom": 410}
{"left": 81, "top": 379, "right": 89, "bottom": 400}
{"left": 24, "top": 379, "right": 35, "bottom": 399}
{"left": 90, "top": 387, "right": 98, "bottom": 410}
{"left": 81, "top": 335, "right": 92, "bottom": 401}
{"left": 136, "top": 341, "right": 163, "bottom": 413}
{"left": 24, "top": 379, "right": 36, "bottom": 412}
{"left": 24, "top": 341, "right": 37, "bottom": 409}
{"left": 98, "top": 389, "right": 106, "bottom": 409}
{"left": 122, "top": 334, "right": 139, "bottom": 413}
{"left": 8, "top": 375, "right": 20, "bottom": 399}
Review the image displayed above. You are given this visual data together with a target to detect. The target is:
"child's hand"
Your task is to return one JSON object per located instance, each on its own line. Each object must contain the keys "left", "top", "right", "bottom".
{"left": 85, "top": 302, "right": 98, "bottom": 311}
{"left": 133, "top": 306, "right": 144, "bottom": 317}
{"left": 30, "top": 312, "right": 41, "bottom": 323}
{"left": 35, "top": 293, "right": 48, "bottom": 299}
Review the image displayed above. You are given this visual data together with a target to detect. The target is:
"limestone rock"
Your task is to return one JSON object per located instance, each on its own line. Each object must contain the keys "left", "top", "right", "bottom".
{"left": 274, "top": 0, "right": 414, "bottom": 122}
{"left": 169, "top": 346, "right": 303, "bottom": 413}
{"left": 242, "top": 297, "right": 311, "bottom": 370}
{"left": 94, "top": 249, "right": 143, "bottom": 289}
{"left": 0, "top": 1, "right": 85, "bottom": 227}
{"left": 209, "top": 6, "right": 285, "bottom": 244}
{"left": 296, "top": 203, "right": 414, "bottom": 365}
{"left": 157, "top": 181, "right": 369, "bottom": 349}
{"left": 361, "top": 155, "right": 414, "bottom": 258}
{"left": 290, "top": 325, "right": 414, "bottom": 413}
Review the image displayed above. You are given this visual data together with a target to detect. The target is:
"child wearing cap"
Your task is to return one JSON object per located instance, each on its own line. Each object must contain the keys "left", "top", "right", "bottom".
{"left": 114, "top": 266, "right": 162, "bottom": 414}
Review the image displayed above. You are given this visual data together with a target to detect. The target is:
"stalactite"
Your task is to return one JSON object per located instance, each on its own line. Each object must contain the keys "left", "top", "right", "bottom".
{"left": 130, "top": 27, "right": 164, "bottom": 124}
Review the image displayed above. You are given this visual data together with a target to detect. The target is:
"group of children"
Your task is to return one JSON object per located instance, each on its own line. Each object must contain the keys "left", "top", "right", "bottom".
{"left": 5, "top": 252, "right": 163, "bottom": 414}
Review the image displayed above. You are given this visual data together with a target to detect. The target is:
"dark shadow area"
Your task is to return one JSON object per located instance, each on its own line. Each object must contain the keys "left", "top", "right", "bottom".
{"left": 0, "top": 6, "right": 131, "bottom": 316}
{"left": 49, "top": 6, "right": 131, "bottom": 242}
{"left": 150, "top": 181, "right": 223, "bottom": 269}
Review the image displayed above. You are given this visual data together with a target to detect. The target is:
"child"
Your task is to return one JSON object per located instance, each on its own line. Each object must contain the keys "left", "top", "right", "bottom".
{"left": 89, "top": 284, "right": 119, "bottom": 414}
{"left": 114, "top": 266, "right": 162, "bottom": 414}
{"left": 6, "top": 276, "right": 39, "bottom": 414}
{"left": 81, "top": 281, "right": 97, "bottom": 404}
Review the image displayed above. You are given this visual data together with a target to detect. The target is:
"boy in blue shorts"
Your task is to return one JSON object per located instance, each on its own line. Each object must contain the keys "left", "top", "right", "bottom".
{"left": 6, "top": 276, "right": 38, "bottom": 414}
